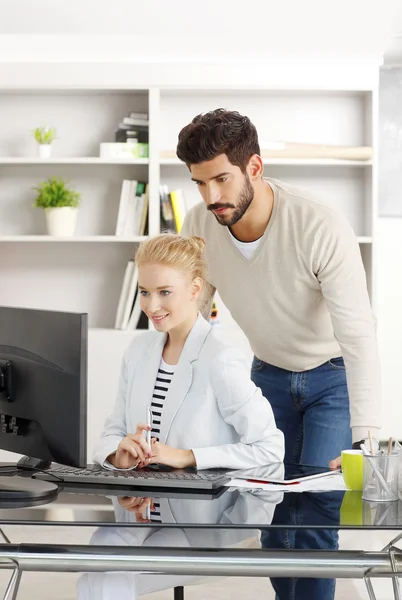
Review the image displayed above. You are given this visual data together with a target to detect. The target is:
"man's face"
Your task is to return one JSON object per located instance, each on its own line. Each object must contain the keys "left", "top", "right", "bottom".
{"left": 190, "top": 154, "right": 254, "bottom": 226}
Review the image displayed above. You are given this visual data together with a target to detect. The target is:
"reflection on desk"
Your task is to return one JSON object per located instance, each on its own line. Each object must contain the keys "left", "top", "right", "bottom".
{"left": 0, "top": 464, "right": 401, "bottom": 529}
{"left": 76, "top": 488, "right": 281, "bottom": 600}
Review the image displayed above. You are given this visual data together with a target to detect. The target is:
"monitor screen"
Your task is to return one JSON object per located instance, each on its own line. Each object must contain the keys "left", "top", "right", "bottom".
{"left": 0, "top": 306, "right": 87, "bottom": 468}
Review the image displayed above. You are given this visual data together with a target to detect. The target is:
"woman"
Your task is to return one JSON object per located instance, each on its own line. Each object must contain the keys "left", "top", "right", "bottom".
{"left": 93, "top": 233, "right": 284, "bottom": 472}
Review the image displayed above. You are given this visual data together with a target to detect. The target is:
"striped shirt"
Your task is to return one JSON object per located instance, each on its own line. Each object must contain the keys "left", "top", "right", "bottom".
{"left": 150, "top": 357, "right": 175, "bottom": 523}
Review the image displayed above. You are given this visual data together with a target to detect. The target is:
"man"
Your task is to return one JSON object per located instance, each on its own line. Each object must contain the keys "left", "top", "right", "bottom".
{"left": 177, "top": 108, "right": 381, "bottom": 600}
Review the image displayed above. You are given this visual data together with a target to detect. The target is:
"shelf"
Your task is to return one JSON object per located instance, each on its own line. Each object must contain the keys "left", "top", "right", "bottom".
{"left": 0, "top": 157, "right": 372, "bottom": 167}
{"left": 0, "top": 235, "right": 372, "bottom": 243}
{"left": 160, "top": 157, "right": 372, "bottom": 167}
{"left": 0, "top": 157, "right": 149, "bottom": 165}
{"left": 0, "top": 235, "right": 148, "bottom": 242}
{"left": 89, "top": 328, "right": 149, "bottom": 335}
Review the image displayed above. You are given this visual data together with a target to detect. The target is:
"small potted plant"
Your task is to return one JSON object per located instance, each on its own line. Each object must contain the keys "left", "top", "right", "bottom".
{"left": 33, "top": 177, "right": 81, "bottom": 236}
{"left": 33, "top": 126, "right": 57, "bottom": 159}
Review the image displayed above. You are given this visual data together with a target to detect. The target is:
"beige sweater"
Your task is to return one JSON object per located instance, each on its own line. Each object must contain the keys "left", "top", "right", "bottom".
{"left": 181, "top": 178, "right": 381, "bottom": 443}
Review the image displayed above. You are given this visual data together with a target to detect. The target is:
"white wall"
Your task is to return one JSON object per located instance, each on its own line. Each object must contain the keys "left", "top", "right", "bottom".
{"left": 375, "top": 219, "right": 402, "bottom": 439}
{"left": 0, "top": 0, "right": 400, "bottom": 66}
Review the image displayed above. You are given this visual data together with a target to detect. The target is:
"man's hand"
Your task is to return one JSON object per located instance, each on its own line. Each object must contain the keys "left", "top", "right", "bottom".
{"left": 146, "top": 439, "right": 196, "bottom": 469}
{"left": 329, "top": 456, "right": 341, "bottom": 470}
{"left": 118, "top": 496, "right": 154, "bottom": 523}
{"left": 108, "top": 423, "right": 152, "bottom": 469}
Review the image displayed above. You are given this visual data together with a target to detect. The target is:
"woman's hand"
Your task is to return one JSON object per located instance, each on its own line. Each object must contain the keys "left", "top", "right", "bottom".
{"left": 118, "top": 496, "right": 154, "bottom": 523}
{"left": 329, "top": 456, "right": 341, "bottom": 470}
{"left": 147, "top": 439, "right": 196, "bottom": 469}
{"left": 108, "top": 424, "right": 152, "bottom": 469}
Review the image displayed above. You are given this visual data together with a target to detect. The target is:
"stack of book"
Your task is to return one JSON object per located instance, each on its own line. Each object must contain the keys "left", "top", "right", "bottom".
{"left": 100, "top": 111, "right": 149, "bottom": 159}
{"left": 115, "top": 111, "right": 149, "bottom": 157}
{"left": 115, "top": 180, "right": 149, "bottom": 237}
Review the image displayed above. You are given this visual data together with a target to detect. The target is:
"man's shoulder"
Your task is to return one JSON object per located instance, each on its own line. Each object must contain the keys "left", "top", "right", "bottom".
{"left": 269, "top": 177, "right": 348, "bottom": 228}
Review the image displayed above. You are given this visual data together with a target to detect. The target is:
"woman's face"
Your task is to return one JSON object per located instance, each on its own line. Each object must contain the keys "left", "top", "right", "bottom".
{"left": 138, "top": 263, "right": 201, "bottom": 333}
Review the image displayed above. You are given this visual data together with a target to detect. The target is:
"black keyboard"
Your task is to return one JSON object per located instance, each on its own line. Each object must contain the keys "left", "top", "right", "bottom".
{"left": 34, "top": 465, "right": 231, "bottom": 491}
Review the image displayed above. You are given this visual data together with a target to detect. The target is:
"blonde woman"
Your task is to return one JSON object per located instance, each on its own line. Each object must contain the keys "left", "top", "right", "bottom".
{"left": 93, "top": 234, "right": 284, "bottom": 473}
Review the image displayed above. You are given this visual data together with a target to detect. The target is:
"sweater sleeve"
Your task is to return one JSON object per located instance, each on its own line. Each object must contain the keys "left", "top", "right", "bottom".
{"left": 313, "top": 215, "right": 381, "bottom": 442}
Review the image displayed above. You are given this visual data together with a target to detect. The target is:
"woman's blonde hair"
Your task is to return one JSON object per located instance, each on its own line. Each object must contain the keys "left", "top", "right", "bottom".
{"left": 135, "top": 233, "right": 208, "bottom": 291}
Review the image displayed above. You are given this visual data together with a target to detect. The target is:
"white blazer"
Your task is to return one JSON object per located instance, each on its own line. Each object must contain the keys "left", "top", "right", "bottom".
{"left": 93, "top": 313, "right": 284, "bottom": 470}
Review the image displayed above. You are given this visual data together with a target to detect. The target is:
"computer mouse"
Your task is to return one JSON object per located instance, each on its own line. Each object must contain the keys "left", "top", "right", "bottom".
{"left": 16, "top": 456, "right": 52, "bottom": 471}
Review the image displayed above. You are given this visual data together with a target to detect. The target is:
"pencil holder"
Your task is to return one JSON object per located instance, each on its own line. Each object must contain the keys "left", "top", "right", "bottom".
{"left": 362, "top": 452, "right": 399, "bottom": 502}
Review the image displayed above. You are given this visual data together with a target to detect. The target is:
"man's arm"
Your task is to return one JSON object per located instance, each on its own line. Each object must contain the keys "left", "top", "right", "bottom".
{"left": 180, "top": 211, "right": 216, "bottom": 321}
{"left": 314, "top": 216, "right": 381, "bottom": 443}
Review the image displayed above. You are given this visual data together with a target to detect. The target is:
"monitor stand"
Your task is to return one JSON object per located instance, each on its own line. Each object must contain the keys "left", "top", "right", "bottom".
{"left": 0, "top": 457, "right": 59, "bottom": 505}
{"left": 0, "top": 476, "right": 58, "bottom": 502}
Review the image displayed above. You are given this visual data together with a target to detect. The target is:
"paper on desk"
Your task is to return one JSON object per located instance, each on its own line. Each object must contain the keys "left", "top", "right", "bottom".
{"left": 227, "top": 472, "right": 346, "bottom": 493}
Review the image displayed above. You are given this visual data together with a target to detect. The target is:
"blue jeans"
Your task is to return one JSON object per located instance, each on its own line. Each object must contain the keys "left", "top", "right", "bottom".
{"left": 251, "top": 357, "right": 352, "bottom": 600}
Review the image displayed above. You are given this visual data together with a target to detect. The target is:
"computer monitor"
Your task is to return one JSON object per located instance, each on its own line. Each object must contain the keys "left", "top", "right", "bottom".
{"left": 0, "top": 306, "right": 87, "bottom": 470}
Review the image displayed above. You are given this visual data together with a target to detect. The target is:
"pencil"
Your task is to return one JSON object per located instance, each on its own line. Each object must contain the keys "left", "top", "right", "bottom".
{"left": 387, "top": 437, "right": 393, "bottom": 456}
{"left": 368, "top": 430, "right": 374, "bottom": 455}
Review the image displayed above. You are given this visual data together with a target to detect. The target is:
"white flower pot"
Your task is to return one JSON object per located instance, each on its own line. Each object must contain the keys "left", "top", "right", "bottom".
{"left": 45, "top": 207, "right": 78, "bottom": 237}
{"left": 38, "top": 144, "right": 52, "bottom": 159}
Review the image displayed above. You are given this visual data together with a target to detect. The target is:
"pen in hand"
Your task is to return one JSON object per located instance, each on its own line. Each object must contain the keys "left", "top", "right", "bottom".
{"left": 146, "top": 406, "right": 152, "bottom": 456}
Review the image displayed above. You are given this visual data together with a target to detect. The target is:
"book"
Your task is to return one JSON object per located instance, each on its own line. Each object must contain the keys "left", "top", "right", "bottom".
{"left": 115, "top": 180, "right": 131, "bottom": 236}
{"left": 169, "top": 189, "right": 187, "bottom": 232}
{"left": 138, "top": 184, "right": 149, "bottom": 236}
{"left": 129, "top": 111, "right": 148, "bottom": 121}
{"left": 159, "top": 185, "right": 176, "bottom": 232}
{"left": 114, "top": 259, "right": 135, "bottom": 328}
{"left": 122, "top": 117, "right": 149, "bottom": 127}
{"left": 119, "top": 262, "right": 139, "bottom": 330}
{"left": 122, "top": 181, "right": 137, "bottom": 236}
{"left": 126, "top": 286, "right": 142, "bottom": 330}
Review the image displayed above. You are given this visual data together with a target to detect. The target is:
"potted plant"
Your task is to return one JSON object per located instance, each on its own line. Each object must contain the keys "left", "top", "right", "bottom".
{"left": 33, "top": 126, "right": 57, "bottom": 159}
{"left": 33, "top": 177, "right": 81, "bottom": 237}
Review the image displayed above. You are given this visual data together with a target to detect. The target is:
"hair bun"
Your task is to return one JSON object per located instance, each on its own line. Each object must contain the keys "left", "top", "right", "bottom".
{"left": 188, "top": 235, "right": 205, "bottom": 257}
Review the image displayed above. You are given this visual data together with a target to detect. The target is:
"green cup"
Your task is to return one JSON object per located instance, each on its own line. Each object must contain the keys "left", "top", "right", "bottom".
{"left": 341, "top": 449, "right": 364, "bottom": 491}
{"left": 340, "top": 491, "right": 363, "bottom": 525}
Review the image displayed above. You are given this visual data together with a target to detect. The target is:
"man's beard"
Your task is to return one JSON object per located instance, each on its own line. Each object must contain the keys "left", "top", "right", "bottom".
{"left": 208, "top": 176, "right": 254, "bottom": 226}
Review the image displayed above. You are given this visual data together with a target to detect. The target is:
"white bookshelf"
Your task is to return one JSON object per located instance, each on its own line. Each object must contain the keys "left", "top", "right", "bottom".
{"left": 0, "top": 84, "right": 378, "bottom": 458}
{"left": 0, "top": 85, "right": 378, "bottom": 325}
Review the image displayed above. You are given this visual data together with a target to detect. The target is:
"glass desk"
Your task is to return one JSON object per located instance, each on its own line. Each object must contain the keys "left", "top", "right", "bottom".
{"left": 0, "top": 471, "right": 400, "bottom": 600}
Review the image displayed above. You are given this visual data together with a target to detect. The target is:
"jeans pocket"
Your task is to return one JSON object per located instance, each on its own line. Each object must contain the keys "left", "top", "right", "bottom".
{"left": 251, "top": 357, "right": 265, "bottom": 372}
{"left": 328, "top": 356, "right": 346, "bottom": 370}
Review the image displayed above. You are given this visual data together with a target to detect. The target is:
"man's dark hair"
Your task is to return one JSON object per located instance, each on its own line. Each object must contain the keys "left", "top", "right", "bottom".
{"left": 176, "top": 108, "right": 260, "bottom": 173}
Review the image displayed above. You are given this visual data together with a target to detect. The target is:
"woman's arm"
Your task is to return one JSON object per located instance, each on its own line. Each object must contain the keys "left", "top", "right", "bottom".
{"left": 191, "top": 347, "right": 285, "bottom": 470}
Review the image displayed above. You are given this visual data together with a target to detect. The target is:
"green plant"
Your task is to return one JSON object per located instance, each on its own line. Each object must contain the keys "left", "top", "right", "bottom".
{"left": 33, "top": 177, "right": 81, "bottom": 209}
{"left": 33, "top": 126, "right": 57, "bottom": 145}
